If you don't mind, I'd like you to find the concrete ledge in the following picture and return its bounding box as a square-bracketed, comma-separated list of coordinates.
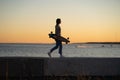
[44, 58, 120, 76]
[0, 57, 120, 78]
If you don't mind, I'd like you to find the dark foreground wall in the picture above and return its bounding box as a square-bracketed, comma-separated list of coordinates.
[0, 57, 120, 79]
[44, 58, 120, 76]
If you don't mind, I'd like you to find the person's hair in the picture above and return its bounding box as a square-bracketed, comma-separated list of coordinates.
[56, 18, 61, 24]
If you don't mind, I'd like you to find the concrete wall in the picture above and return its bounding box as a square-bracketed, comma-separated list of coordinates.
[0, 57, 120, 78]
[44, 58, 120, 76]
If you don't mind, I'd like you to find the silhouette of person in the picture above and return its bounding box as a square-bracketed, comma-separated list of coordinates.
[48, 18, 63, 57]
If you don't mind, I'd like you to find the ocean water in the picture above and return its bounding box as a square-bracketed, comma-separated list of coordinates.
[0, 43, 120, 57]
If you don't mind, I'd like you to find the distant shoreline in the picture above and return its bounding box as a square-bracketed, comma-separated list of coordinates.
[0, 42, 120, 44]
[85, 42, 120, 44]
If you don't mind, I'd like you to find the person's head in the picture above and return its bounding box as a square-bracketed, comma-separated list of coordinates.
[56, 18, 61, 24]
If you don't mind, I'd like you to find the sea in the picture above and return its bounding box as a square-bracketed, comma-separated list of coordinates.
[0, 43, 120, 57]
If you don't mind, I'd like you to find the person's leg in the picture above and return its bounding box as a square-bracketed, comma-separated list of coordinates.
[48, 40, 59, 57]
[58, 41, 63, 56]
[50, 44, 58, 52]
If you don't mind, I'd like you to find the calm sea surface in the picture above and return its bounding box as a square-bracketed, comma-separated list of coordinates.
[0, 43, 120, 57]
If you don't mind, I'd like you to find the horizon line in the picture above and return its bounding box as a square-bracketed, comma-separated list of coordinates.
[0, 42, 120, 44]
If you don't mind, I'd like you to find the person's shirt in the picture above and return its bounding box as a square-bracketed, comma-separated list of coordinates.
[55, 24, 61, 36]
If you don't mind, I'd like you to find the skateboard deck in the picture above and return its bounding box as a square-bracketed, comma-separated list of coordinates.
[48, 32, 70, 44]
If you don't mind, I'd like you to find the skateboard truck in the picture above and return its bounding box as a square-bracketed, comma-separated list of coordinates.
[66, 37, 70, 44]
[51, 31, 53, 34]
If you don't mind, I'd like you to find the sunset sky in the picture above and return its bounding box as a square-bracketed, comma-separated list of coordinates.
[0, 0, 120, 43]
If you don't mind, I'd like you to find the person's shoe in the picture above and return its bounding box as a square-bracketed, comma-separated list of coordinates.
[60, 55, 64, 58]
[48, 52, 51, 58]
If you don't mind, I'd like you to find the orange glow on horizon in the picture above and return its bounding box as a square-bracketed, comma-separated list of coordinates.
[0, 0, 120, 43]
